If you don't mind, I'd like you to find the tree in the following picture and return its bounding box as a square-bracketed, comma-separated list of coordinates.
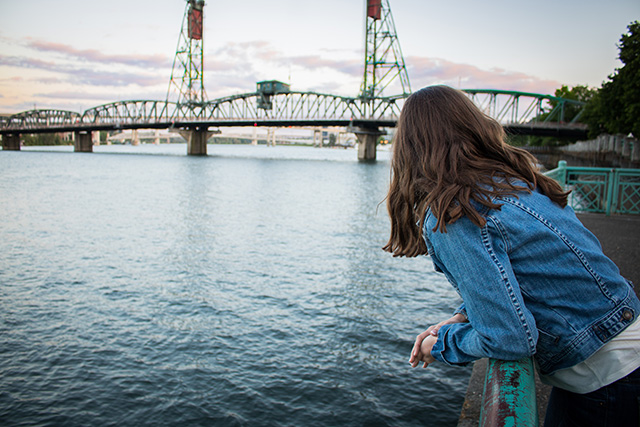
[584, 21, 640, 138]
[551, 85, 596, 123]
[21, 133, 66, 146]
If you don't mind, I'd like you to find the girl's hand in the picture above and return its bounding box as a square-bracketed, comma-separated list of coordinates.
[409, 313, 468, 368]
[410, 333, 437, 368]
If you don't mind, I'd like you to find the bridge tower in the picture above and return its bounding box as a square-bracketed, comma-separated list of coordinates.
[360, 0, 411, 108]
[167, 0, 213, 155]
[356, 0, 411, 161]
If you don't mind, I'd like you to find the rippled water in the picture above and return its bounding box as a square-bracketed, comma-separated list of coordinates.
[0, 144, 470, 426]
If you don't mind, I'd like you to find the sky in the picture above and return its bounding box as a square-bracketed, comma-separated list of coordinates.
[0, 0, 638, 115]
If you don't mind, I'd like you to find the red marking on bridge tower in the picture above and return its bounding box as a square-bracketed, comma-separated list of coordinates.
[188, 6, 203, 40]
[367, 0, 381, 20]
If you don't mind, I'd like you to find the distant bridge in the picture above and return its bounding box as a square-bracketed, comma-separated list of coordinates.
[0, 0, 588, 158]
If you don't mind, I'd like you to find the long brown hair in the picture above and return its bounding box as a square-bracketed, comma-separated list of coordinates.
[383, 85, 569, 257]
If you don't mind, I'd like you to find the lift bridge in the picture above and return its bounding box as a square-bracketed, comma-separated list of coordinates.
[0, 0, 588, 160]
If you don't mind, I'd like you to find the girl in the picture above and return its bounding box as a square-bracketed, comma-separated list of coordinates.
[384, 85, 640, 426]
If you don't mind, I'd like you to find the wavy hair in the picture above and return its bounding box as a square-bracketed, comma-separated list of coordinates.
[383, 85, 569, 257]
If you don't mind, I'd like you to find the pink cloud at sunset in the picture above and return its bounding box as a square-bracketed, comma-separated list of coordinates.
[407, 56, 561, 95]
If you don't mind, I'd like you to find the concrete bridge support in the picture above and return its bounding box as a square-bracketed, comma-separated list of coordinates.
[266, 128, 277, 147]
[2, 134, 21, 150]
[354, 127, 384, 162]
[313, 129, 323, 148]
[74, 131, 94, 152]
[178, 127, 217, 155]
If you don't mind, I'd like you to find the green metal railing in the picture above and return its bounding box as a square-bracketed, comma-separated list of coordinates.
[545, 160, 640, 215]
[480, 358, 539, 427]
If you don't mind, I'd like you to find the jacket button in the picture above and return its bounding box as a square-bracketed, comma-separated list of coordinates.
[622, 310, 633, 321]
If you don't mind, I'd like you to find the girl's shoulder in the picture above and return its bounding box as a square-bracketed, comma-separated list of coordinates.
[423, 207, 485, 240]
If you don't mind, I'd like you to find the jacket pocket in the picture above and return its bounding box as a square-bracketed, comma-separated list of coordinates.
[535, 328, 560, 366]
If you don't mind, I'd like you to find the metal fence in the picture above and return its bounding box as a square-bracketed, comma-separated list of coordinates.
[544, 160, 640, 215]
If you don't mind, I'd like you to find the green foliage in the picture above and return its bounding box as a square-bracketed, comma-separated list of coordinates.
[21, 133, 68, 146]
[583, 21, 640, 138]
[549, 85, 596, 123]
[210, 137, 254, 144]
[507, 133, 574, 148]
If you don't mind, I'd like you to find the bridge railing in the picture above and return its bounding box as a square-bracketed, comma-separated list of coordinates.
[544, 160, 640, 215]
[480, 358, 539, 427]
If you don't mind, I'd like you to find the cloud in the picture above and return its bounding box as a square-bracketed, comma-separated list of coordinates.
[407, 56, 561, 95]
[27, 40, 170, 69]
[202, 40, 362, 97]
[208, 41, 361, 76]
[0, 55, 58, 70]
[285, 54, 361, 76]
[0, 54, 165, 87]
[0, 35, 565, 113]
[67, 68, 165, 87]
[204, 41, 560, 97]
[0, 76, 24, 83]
[35, 91, 122, 101]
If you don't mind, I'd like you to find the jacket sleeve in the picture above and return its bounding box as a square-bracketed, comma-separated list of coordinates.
[453, 303, 467, 319]
[426, 215, 538, 366]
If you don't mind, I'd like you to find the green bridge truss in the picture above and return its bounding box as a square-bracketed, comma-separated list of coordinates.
[0, 89, 587, 137]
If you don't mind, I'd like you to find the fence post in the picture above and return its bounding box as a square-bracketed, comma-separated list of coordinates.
[608, 169, 623, 215]
[480, 358, 539, 427]
[557, 160, 567, 187]
[606, 169, 617, 215]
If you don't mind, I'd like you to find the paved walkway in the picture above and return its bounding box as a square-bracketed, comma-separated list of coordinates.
[577, 213, 640, 287]
[457, 213, 640, 426]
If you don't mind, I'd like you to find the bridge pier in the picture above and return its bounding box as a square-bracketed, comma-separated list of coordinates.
[131, 129, 140, 146]
[353, 127, 384, 162]
[313, 129, 323, 147]
[266, 128, 277, 147]
[2, 134, 21, 150]
[74, 131, 94, 152]
[179, 127, 216, 155]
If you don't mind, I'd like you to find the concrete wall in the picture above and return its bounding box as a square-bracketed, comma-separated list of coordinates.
[559, 134, 639, 167]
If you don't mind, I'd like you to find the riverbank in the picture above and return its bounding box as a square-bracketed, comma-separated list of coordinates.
[458, 212, 640, 426]
[524, 134, 640, 170]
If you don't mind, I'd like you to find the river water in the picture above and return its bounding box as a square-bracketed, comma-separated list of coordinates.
[0, 144, 470, 426]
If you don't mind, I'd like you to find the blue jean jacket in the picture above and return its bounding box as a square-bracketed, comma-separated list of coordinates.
[424, 187, 640, 375]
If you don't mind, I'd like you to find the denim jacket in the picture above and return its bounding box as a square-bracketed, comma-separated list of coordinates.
[424, 186, 640, 375]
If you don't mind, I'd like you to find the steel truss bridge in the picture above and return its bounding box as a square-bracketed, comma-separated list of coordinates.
[0, 0, 588, 158]
[0, 89, 587, 137]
